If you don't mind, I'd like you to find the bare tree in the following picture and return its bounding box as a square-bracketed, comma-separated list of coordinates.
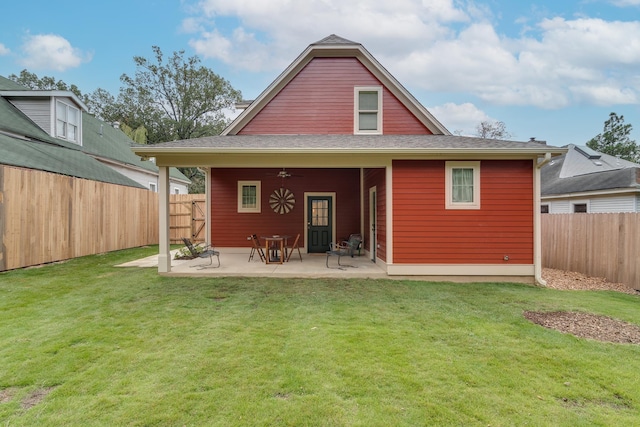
[474, 120, 513, 139]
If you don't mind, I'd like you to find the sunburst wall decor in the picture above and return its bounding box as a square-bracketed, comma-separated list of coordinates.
[270, 187, 295, 214]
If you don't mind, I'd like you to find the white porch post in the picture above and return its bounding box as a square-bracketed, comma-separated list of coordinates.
[158, 166, 171, 273]
[205, 168, 211, 246]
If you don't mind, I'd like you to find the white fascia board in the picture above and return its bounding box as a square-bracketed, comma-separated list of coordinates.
[1, 90, 89, 111]
[542, 188, 640, 200]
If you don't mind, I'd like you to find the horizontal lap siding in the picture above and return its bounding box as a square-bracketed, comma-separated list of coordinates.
[210, 168, 360, 248]
[239, 58, 431, 135]
[393, 160, 534, 264]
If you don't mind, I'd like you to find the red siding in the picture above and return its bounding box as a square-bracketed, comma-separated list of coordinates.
[210, 168, 361, 248]
[392, 160, 534, 264]
[363, 168, 387, 262]
[238, 57, 432, 135]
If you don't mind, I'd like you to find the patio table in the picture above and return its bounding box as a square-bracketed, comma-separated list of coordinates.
[263, 235, 290, 264]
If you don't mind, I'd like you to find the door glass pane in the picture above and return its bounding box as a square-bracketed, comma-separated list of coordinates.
[311, 200, 328, 226]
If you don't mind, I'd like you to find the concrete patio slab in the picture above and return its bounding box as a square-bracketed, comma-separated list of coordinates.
[117, 249, 387, 279]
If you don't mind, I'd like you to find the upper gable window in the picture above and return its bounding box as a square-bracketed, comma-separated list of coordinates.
[56, 100, 81, 144]
[354, 87, 382, 134]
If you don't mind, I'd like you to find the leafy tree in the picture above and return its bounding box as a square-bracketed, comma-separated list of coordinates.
[9, 69, 84, 100]
[474, 120, 513, 139]
[114, 46, 242, 144]
[586, 112, 638, 162]
[120, 123, 148, 145]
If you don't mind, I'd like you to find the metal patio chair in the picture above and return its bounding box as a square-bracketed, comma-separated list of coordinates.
[182, 237, 220, 269]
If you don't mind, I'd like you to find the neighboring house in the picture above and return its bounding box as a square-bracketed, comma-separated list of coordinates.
[541, 144, 640, 213]
[133, 34, 566, 284]
[0, 76, 190, 193]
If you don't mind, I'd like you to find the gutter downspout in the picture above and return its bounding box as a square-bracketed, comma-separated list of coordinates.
[534, 153, 552, 286]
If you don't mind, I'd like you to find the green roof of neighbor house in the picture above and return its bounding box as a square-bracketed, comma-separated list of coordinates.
[0, 76, 28, 91]
[82, 113, 189, 182]
[0, 133, 145, 187]
[0, 75, 189, 186]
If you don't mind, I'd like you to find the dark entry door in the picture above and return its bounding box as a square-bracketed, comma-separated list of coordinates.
[307, 195, 332, 253]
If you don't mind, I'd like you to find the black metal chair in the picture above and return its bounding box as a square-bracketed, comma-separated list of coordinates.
[326, 233, 362, 269]
[182, 237, 220, 269]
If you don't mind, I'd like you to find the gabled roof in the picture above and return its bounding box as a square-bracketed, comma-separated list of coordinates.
[222, 34, 450, 136]
[82, 113, 190, 182]
[0, 76, 88, 111]
[133, 134, 564, 157]
[0, 133, 146, 188]
[0, 75, 188, 187]
[541, 144, 640, 196]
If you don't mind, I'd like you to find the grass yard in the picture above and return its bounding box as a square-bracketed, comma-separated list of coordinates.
[1, 247, 639, 426]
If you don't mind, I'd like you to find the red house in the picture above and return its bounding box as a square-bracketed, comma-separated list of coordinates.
[134, 35, 565, 284]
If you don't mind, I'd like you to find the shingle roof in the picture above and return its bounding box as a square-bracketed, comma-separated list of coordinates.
[541, 145, 640, 195]
[82, 113, 189, 182]
[0, 75, 29, 91]
[0, 75, 188, 186]
[134, 133, 563, 154]
[312, 34, 358, 45]
[0, 133, 145, 187]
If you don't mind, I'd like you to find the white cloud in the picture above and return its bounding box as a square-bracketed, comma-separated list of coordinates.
[609, 0, 640, 6]
[183, 0, 640, 109]
[0, 43, 9, 55]
[428, 102, 493, 136]
[18, 34, 91, 71]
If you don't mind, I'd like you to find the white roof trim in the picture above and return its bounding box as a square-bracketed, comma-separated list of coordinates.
[0, 89, 88, 111]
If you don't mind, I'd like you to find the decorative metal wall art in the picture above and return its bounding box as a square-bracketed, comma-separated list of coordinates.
[270, 187, 295, 214]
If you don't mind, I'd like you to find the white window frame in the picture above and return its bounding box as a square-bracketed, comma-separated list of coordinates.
[445, 161, 481, 210]
[354, 86, 383, 135]
[238, 181, 261, 213]
[149, 182, 157, 192]
[55, 99, 81, 145]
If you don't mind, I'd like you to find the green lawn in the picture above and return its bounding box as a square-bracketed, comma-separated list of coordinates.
[1, 247, 639, 426]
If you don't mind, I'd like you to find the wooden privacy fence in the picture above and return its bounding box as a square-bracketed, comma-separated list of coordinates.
[0, 165, 159, 271]
[542, 213, 640, 289]
[0, 165, 206, 271]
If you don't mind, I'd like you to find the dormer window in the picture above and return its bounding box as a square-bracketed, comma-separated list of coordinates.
[354, 86, 382, 134]
[56, 100, 80, 144]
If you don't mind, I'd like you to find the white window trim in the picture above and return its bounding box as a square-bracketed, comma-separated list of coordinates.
[238, 181, 261, 213]
[54, 98, 82, 145]
[354, 86, 383, 135]
[445, 161, 481, 210]
[149, 182, 157, 192]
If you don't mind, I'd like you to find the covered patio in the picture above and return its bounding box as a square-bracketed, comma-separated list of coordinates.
[118, 248, 387, 279]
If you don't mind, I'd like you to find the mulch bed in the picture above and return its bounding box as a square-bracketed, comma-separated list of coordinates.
[524, 311, 640, 344]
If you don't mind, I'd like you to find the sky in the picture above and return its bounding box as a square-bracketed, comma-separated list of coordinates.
[1, 0, 639, 147]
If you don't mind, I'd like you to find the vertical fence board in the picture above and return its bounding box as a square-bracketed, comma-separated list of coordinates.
[542, 213, 640, 289]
